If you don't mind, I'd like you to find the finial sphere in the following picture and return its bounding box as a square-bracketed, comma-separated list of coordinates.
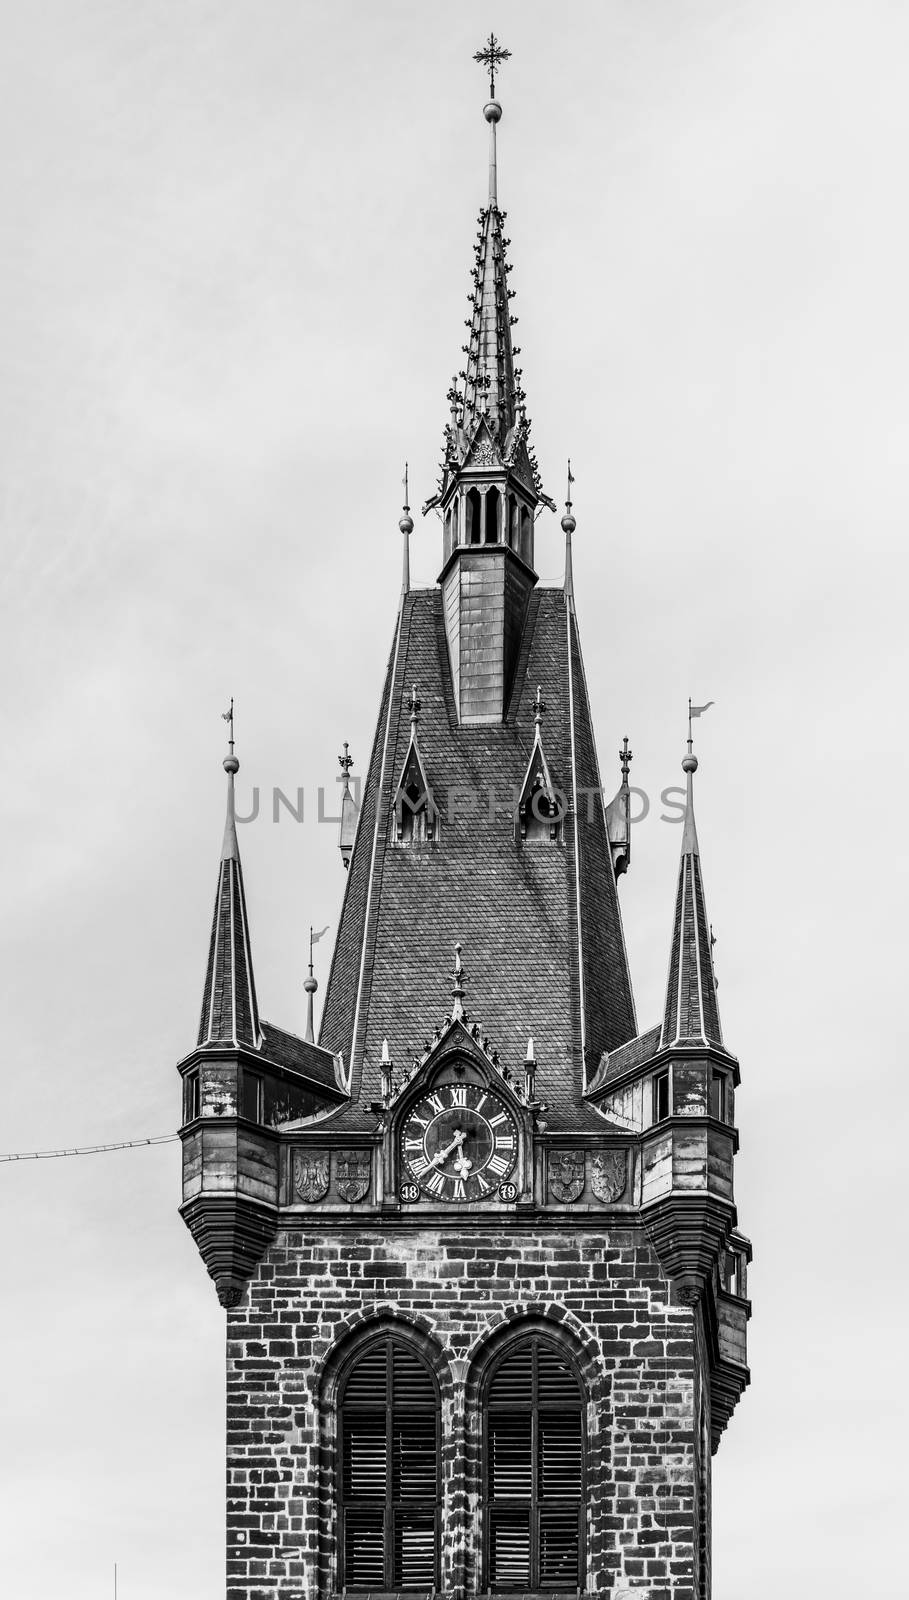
[682, 753, 698, 774]
[399, 512, 414, 535]
[561, 512, 576, 535]
[223, 754, 239, 775]
[484, 99, 502, 124]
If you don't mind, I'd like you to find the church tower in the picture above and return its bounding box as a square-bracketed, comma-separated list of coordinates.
[177, 40, 751, 1600]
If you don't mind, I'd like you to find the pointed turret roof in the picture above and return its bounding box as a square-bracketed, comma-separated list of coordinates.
[660, 745, 723, 1050]
[198, 732, 262, 1051]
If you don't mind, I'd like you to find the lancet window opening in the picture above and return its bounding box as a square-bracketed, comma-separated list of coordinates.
[486, 485, 501, 544]
[338, 1334, 440, 1592]
[466, 486, 482, 544]
[482, 1334, 586, 1592]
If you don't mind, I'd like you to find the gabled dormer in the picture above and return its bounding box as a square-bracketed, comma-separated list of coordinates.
[516, 687, 564, 844]
[393, 686, 437, 844]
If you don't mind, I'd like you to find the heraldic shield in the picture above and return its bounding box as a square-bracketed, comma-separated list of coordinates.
[335, 1150, 370, 1203]
[292, 1149, 329, 1203]
[591, 1149, 627, 1203]
[548, 1149, 585, 1203]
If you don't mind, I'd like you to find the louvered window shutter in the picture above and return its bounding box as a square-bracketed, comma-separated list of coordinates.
[339, 1336, 439, 1590]
[485, 1337, 585, 1591]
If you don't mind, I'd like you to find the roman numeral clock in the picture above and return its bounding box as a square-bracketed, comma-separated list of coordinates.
[401, 1077, 519, 1201]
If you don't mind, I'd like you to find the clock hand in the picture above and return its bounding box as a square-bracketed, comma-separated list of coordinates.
[430, 1129, 466, 1167]
[453, 1150, 473, 1178]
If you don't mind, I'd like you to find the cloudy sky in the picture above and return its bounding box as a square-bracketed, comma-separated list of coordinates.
[2, 2, 907, 1596]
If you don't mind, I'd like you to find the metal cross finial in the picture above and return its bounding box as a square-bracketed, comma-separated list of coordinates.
[474, 32, 511, 97]
[620, 736, 633, 784]
[533, 685, 546, 727]
[338, 741, 354, 789]
[409, 684, 421, 724]
[566, 458, 575, 515]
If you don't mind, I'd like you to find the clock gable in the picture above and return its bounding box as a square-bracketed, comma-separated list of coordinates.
[383, 1017, 537, 1209]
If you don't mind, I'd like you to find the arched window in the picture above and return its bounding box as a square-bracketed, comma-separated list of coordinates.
[484, 1336, 585, 1591]
[339, 1334, 440, 1591]
[486, 485, 501, 543]
[520, 505, 533, 564]
[466, 487, 482, 544]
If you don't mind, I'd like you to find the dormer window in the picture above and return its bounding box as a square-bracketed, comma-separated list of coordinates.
[517, 689, 563, 845]
[393, 690, 437, 846]
[397, 773, 435, 843]
[520, 772, 563, 843]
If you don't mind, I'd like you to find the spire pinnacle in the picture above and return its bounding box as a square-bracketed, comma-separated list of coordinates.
[474, 36, 509, 207]
[451, 941, 466, 1021]
[562, 459, 576, 599]
[304, 925, 319, 1044]
[533, 685, 546, 729]
[399, 462, 413, 593]
[338, 741, 357, 869]
[221, 698, 239, 861]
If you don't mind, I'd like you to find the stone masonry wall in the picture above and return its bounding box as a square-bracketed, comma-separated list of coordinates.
[226, 1222, 708, 1600]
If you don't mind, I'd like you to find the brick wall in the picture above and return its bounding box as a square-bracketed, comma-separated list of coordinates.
[226, 1223, 710, 1600]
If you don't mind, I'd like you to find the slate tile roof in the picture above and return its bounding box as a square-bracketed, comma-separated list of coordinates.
[587, 1023, 664, 1094]
[318, 586, 637, 1132]
[257, 1021, 344, 1095]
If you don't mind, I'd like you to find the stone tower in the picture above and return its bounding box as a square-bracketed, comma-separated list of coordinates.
[178, 43, 751, 1600]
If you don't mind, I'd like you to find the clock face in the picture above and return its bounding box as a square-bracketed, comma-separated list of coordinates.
[401, 1081, 518, 1201]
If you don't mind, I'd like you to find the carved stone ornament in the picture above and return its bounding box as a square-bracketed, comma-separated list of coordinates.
[548, 1149, 585, 1203]
[292, 1149, 329, 1203]
[470, 438, 499, 468]
[591, 1149, 627, 1204]
[335, 1150, 371, 1204]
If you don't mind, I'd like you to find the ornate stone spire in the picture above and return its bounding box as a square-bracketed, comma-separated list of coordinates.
[427, 40, 555, 724]
[660, 722, 722, 1050]
[426, 38, 550, 524]
[198, 704, 262, 1050]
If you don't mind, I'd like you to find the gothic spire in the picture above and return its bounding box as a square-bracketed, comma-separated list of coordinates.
[197, 707, 262, 1050]
[660, 734, 722, 1050]
[430, 38, 547, 507]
